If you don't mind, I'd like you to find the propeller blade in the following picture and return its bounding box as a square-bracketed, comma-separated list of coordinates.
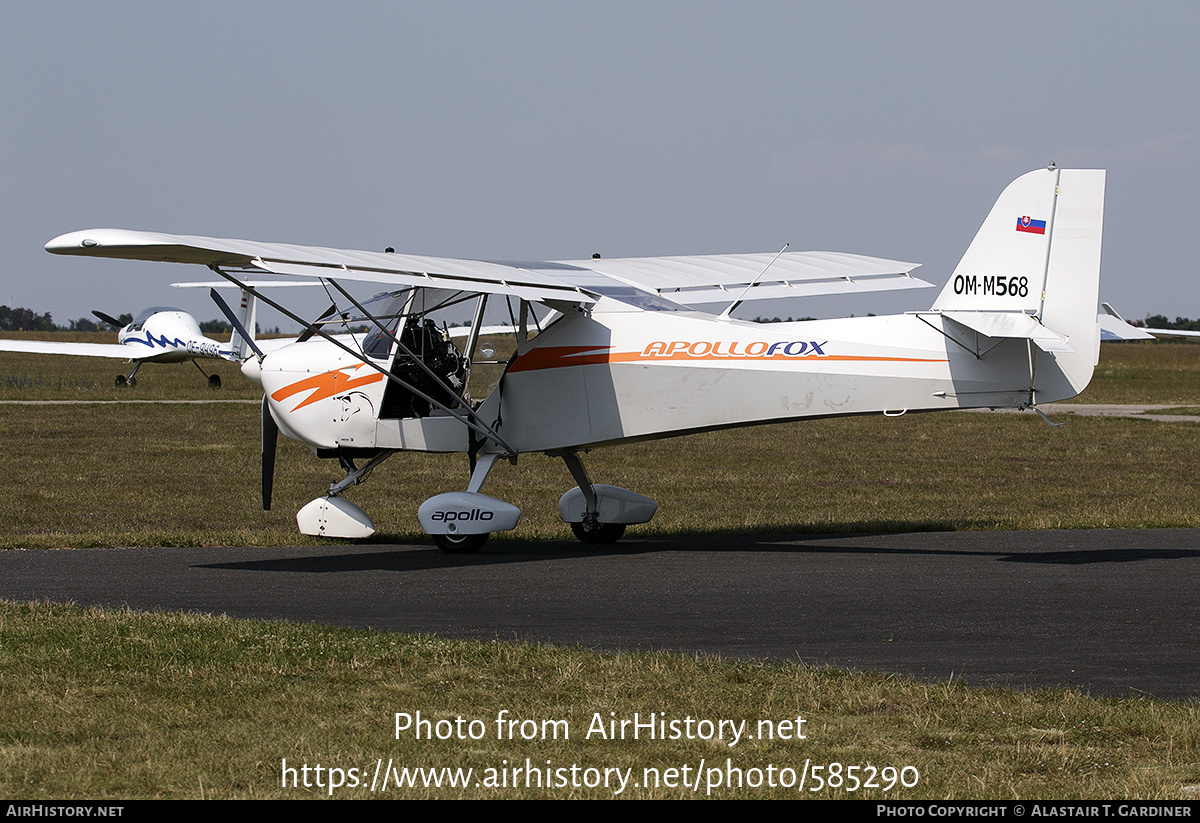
[297, 303, 339, 343]
[210, 289, 265, 360]
[91, 310, 125, 328]
[262, 396, 278, 511]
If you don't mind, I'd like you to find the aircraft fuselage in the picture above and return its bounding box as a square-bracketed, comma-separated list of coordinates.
[259, 298, 1055, 457]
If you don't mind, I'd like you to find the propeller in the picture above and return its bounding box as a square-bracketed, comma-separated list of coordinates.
[297, 303, 339, 343]
[91, 310, 125, 329]
[248, 298, 338, 510]
[262, 395, 278, 510]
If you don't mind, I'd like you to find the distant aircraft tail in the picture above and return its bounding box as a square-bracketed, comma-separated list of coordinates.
[229, 289, 259, 361]
[930, 167, 1106, 403]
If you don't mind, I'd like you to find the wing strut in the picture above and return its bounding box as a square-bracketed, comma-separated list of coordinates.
[209, 266, 517, 456]
[718, 244, 789, 320]
[323, 277, 488, 422]
[209, 289, 265, 360]
[464, 295, 488, 363]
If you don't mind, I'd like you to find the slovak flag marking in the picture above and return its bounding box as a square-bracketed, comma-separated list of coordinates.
[1016, 215, 1047, 234]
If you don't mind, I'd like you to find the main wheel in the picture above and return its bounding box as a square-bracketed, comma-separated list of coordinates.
[433, 532, 489, 554]
[570, 521, 626, 545]
[208, 374, 222, 389]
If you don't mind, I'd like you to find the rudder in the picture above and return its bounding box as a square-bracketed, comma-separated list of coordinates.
[931, 167, 1106, 403]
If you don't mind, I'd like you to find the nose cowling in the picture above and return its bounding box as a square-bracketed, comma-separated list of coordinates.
[258, 340, 386, 451]
[240, 357, 262, 385]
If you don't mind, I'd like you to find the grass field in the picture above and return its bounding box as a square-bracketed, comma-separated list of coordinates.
[1, 338, 1199, 799]
[3, 601, 1199, 800]
[1, 339, 1199, 548]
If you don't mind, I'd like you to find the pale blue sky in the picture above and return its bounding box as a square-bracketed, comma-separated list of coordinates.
[3, 1, 1197, 328]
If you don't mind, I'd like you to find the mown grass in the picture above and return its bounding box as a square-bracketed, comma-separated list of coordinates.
[1, 341, 1199, 548]
[1071, 341, 1200, 404]
[2, 338, 1199, 799]
[0, 331, 262, 402]
[2, 601, 1198, 800]
[3, 403, 1200, 549]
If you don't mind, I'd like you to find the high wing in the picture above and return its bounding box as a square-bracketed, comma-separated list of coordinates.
[46, 229, 932, 309]
[557, 251, 931, 306]
[0, 339, 136, 359]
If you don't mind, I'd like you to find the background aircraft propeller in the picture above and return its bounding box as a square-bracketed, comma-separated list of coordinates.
[91, 310, 126, 329]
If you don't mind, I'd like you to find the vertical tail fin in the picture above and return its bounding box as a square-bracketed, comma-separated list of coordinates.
[229, 289, 258, 361]
[931, 167, 1106, 402]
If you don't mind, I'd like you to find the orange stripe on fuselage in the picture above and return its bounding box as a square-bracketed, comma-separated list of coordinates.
[271, 363, 385, 411]
[507, 345, 947, 373]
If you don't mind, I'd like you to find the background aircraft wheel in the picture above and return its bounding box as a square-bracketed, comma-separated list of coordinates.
[433, 533, 488, 554]
[570, 522, 626, 545]
[127, 376, 136, 387]
[114, 375, 126, 387]
[208, 374, 222, 389]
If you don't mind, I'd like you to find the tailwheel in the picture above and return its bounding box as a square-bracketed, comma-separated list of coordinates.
[570, 521, 626, 545]
[433, 532, 489, 554]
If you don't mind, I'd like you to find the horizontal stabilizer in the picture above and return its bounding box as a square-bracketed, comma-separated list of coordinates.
[1098, 313, 1155, 341]
[938, 311, 1072, 353]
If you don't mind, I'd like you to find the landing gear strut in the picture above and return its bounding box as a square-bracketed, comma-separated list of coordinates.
[419, 455, 519, 554]
[559, 452, 656, 545]
[192, 360, 221, 389]
[115, 363, 141, 387]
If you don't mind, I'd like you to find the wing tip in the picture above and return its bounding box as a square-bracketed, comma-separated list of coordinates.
[45, 228, 152, 255]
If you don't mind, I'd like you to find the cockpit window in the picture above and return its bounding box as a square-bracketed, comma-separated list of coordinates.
[129, 307, 182, 332]
[359, 292, 409, 359]
[363, 316, 402, 358]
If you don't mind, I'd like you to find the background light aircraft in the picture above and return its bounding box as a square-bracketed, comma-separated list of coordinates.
[1098, 303, 1200, 342]
[45, 166, 1105, 552]
[0, 299, 259, 388]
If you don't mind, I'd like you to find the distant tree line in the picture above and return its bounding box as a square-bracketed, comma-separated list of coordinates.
[0, 305, 56, 332]
[1141, 315, 1200, 332]
[0, 305, 243, 334]
[63, 313, 133, 332]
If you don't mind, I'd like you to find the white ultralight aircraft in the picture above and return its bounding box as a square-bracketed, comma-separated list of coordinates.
[45, 166, 1105, 551]
[0, 298, 260, 388]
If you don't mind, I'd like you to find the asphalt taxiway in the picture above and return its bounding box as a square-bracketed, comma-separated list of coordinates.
[2, 528, 1197, 699]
